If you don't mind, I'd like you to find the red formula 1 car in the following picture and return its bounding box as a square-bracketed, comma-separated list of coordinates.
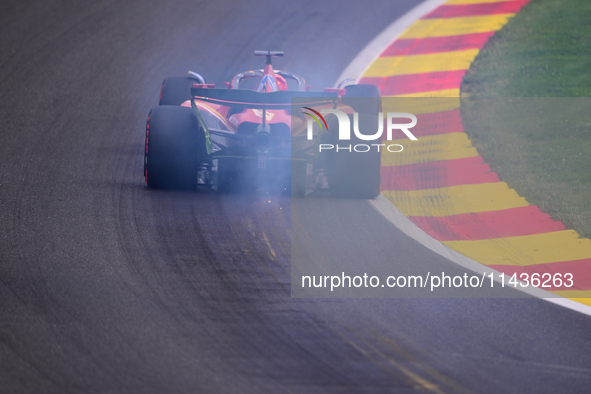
[144, 50, 381, 198]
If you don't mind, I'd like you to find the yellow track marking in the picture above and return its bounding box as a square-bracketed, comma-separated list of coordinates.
[364, 50, 479, 77]
[385, 88, 461, 98]
[551, 293, 591, 306]
[566, 297, 591, 306]
[262, 232, 277, 261]
[383, 182, 529, 217]
[382, 91, 461, 114]
[444, 230, 591, 266]
[365, 343, 445, 393]
[400, 14, 515, 39]
[382, 132, 478, 166]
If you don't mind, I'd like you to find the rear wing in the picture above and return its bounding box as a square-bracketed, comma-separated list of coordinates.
[254, 50, 284, 57]
[190, 88, 338, 110]
[254, 50, 283, 65]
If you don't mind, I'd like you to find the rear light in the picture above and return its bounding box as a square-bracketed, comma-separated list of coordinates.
[192, 83, 215, 89]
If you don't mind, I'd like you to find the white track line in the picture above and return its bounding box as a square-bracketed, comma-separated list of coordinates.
[337, 0, 591, 317]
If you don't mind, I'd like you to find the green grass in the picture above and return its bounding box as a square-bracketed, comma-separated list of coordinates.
[461, 0, 591, 238]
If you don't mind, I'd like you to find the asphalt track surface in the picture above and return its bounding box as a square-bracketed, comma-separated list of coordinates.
[1, 0, 591, 392]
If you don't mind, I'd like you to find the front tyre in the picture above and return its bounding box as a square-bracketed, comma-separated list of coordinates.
[144, 106, 204, 190]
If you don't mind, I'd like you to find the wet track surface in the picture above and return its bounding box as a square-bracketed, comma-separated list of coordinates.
[1, 0, 591, 392]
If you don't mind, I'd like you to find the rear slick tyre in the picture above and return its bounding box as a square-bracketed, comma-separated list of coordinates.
[328, 113, 381, 199]
[145, 106, 204, 190]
